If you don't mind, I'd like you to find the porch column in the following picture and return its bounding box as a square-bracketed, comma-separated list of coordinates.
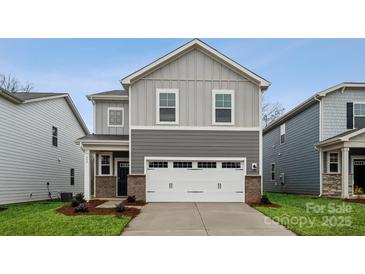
[341, 147, 349, 198]
[84, 149, 91, 201]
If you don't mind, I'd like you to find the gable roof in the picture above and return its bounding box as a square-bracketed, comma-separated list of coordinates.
[316, 127, 365, 148]
[263, 82, 365, 134]
[120, 39, 270, 90]
[86, 89, 128, 101]
[0, 88, 89, 134]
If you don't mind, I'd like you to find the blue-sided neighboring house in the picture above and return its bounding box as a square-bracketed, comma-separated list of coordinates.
[263, 82, 365, 198]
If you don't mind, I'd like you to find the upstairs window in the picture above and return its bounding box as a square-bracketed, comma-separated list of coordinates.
[52, 126, 58, 147]
[108, 107, 124, 127]
[156, 89, 179, 124]
[70, 168, 75, 185]
[280, 123, 286, 144]
[354, 103, 365, 128]
[212, 90, 234, 125]
[328, 152, 339, 173]
[99, 154, 111, 175]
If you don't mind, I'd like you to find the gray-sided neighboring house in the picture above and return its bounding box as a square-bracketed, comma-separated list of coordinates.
[77, 39, 270, 203]
[263, 82, 365, 198]
[0, 88, 89, 205]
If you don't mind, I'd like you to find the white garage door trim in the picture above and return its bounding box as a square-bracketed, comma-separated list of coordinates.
[144, 156, 246, 202]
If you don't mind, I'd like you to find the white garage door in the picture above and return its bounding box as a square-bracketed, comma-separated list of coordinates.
[146, 158, 245, 202]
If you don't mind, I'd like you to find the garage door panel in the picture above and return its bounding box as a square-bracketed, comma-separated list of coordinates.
[146, 160, 245, 202]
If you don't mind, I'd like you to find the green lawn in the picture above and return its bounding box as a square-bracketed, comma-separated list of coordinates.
[256, 192, 365, 236]
[0, 201, 130, 236]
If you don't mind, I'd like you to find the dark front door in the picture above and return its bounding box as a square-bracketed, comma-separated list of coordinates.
[117, 162, 129, 196]
[353, 159, 365, 190]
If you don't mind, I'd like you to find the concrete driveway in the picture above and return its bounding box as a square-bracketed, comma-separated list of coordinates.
[122, 203, 295, 236]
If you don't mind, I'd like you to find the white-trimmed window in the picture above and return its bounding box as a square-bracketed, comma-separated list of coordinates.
[99, 154, 112, 175]
[271, 163, 275, 180]
[107, 107, 124, 127]
[328, 152, 339, 173]
[156, 89, 179, 124]
[354, 103, 365, 128]
[280, 123, 286, 144]
[212, 90, 235, 125]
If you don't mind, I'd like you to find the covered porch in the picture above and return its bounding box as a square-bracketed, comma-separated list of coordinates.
[76, 134, 129, 200]
[317, 128, 365, 198]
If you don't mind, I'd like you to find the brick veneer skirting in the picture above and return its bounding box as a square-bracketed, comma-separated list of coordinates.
[95, 176, 116, 198]
[245, 176, 261, 204]
[127, 175, 146, 201]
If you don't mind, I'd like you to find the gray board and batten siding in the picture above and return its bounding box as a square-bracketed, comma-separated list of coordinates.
[130, 48, 261, 128]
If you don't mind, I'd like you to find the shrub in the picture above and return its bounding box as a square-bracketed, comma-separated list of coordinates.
[74, 193, 86, 203]
[71, 199, 80, 208]
[115, 203, 125, 213]
[127, 195, 136, 203]
[354, 186, 364, 195]
[74, 203, 88, 213]
[261, 194, 271, 204]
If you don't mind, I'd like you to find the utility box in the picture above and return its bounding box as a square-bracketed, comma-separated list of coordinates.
[60, 192, 73, 201]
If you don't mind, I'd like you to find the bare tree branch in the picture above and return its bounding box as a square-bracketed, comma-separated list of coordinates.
[0, 73, 34, 92]
[262, 98, 285, 128]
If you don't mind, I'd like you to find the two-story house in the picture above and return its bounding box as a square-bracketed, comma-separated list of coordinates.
[0, 88, 89, 205]
[77, 39, 270, 203]
[263, 82, 365, 198]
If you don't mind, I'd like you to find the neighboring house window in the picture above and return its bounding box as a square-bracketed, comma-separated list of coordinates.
[271, 163, 275, 180]
[70, 168, 75, 185]
[328, 152, 339, 173]
[353, 103, 365, 128]
[212, 90, 235, 125]
[156, 89, 179, 124]
[280, 123, 286, 144]
[108, 107, 124, 127]
[99, 154, 112, 175]
[52, 126, 58, 147]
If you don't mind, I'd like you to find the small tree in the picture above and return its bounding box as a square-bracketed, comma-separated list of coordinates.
[262, 98, 285, 128]
[0, 73, 33, 93]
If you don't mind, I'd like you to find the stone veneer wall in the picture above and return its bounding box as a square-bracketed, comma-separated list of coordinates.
[127, 175, 146, 201]
[245, 176, 261, 204]
[95, 176, 116, 198]
[322, 174, 342, 197]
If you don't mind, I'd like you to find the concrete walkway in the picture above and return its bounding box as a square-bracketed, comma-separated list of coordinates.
[122, 203, 295, 236]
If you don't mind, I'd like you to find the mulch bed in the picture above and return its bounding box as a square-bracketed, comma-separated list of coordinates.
[0, 207, 7, 212]
[56, 200, 141, 218]
[122, 200, 146, 206]
[249, 203, 281, 208]
[344, 199, 365, 205]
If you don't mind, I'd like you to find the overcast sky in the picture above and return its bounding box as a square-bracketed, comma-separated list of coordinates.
[1, 38, 365, 131]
